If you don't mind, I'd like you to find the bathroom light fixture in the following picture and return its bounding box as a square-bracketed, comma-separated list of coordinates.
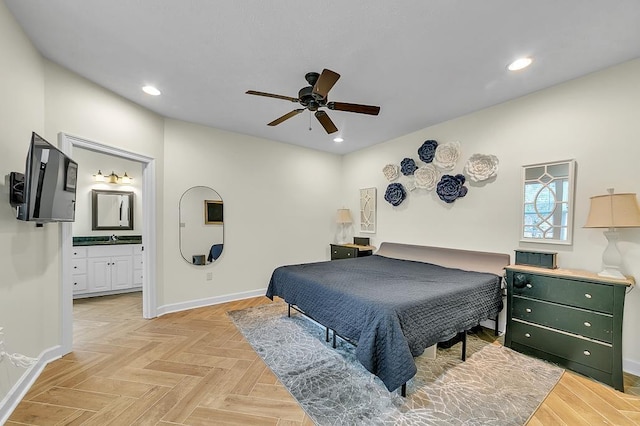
[508, 57, 533, 71]
[107, 171, 119, 184]
[142, 85, 161, 96]
[93, 170, 105, 182]
[94, 170, 133, 185]
[120, 172, 131, 184]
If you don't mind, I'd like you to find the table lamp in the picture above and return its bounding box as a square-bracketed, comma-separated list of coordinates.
[336, 208, 353, 244]
[584, 189, 640, 279]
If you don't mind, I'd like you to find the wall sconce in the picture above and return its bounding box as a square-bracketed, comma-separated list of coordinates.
[94, 170, 133, 185]
[584, 188, 640, 278]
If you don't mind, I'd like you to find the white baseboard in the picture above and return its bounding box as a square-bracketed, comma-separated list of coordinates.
[0, 345, 64, 425]
[156, 288, 267, 317]
[623, 357, 640, 377]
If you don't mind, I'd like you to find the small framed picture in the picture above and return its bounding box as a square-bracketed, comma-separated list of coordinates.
[64, 159, 78, 192]
[204, 200, 223, 224]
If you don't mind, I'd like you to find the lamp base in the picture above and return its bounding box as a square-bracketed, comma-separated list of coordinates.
[597, 268, 626, 279]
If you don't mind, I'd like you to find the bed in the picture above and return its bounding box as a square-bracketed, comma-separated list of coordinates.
[265, 242, 510, 394]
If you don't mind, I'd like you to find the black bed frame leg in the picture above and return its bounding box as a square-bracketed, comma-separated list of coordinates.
[461, 331, 467, 361]
[287, 304, 291, 318]
[325, 327, 329, 342]
[332, 330, 337, 348]
[494, 313, 500, 336]
[401, 383, 407, 397]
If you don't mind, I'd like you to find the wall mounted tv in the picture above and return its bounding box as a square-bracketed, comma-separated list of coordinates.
[8, 132, 78, 224]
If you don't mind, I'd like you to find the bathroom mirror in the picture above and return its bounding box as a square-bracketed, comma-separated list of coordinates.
[92, 189, 134, 230]
[179, 186, 224, 265]
[521, 159, 575, 245]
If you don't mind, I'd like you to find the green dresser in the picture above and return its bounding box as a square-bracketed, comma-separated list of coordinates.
[505, 265, 634, 391]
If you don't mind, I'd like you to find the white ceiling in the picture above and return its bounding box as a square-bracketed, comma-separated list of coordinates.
[6, 1, 640, 154]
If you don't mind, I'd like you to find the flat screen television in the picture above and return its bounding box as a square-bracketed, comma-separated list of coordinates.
[9, 132, 77, 223]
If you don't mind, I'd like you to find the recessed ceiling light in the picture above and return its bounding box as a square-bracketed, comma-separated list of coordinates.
[142, 85, 161, 96]
[508, 57, 533, 71]
[333, 137, 344, 143]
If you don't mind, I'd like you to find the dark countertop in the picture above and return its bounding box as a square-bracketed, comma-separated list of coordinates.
[73, 235, 142, 246]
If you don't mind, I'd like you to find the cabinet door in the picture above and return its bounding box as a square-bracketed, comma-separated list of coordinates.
[88, 256, 112, 292]
[111, 255, 133, 290]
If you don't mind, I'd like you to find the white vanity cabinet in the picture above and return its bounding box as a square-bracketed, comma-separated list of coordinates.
[72, 244, 142, 298]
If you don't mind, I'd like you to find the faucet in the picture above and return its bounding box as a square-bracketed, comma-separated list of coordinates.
[110, 234, 117, 242]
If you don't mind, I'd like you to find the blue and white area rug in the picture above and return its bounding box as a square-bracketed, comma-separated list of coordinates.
[229, 302, 563, 425]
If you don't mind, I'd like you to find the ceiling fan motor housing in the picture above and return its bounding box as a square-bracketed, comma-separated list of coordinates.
[298, 86, 326, 111]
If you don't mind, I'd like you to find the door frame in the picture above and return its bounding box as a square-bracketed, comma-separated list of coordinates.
[59, 133, 157, 354]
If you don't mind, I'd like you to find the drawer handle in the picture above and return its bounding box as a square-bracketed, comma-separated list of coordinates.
[525, 283, 532, 288]
[525, 308, 532, 313]
[524, 333, 531, 338]
[73, 282, 77, 286]
[584, 322, 592, 327]
[584, 293, 592, 299]
[73, 266, 78, 269]
[583, 350, 591, 356]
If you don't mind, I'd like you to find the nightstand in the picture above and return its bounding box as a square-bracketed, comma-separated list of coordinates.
[330, 244, 375, 260]
[505, 264, 634, 391]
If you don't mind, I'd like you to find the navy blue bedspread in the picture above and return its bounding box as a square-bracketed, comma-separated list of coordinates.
[266, 254, 502, 392]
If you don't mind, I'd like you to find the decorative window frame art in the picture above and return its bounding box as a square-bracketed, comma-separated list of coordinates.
[360, 187, 376, 233]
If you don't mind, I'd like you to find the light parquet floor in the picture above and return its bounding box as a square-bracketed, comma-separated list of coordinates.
[7, 292, 640, 425]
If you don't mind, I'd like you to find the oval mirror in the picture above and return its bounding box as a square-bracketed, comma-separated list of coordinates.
[179, 186, 224, 265]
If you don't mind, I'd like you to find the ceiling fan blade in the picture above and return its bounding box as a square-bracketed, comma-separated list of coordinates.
[315, 110, 338, 134]
[328, 102, 380, 116]
[312, 69, 341, 99]
[246, 90, 299, 103]
[267, 109, 305, 126]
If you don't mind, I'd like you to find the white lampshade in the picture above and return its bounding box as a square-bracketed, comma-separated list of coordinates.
[336, 208, 353, 224]
[584, 192, 640, 228]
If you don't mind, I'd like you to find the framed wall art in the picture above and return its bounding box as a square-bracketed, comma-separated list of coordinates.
[360, 187, 376, 233]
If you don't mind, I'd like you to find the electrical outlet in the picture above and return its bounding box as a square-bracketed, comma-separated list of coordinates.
[206, 272, 213, 281]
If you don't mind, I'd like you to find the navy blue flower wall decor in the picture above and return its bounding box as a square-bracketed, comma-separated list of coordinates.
[384, 183, 407, 206]
[400, 158, 417, 175]
[436, 174, 468, 203]
[418, 140, 438, 163]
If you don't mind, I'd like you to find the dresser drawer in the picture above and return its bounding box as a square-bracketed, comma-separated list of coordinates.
[512, 273, 613, 313]
[71, 259, 87, 275]
[510, 320, 612, 373]
[72, 274, 88, 292]
[330, 245, 358, 260]
[512, 296, 613, 343]
[72, 247, 87, 258]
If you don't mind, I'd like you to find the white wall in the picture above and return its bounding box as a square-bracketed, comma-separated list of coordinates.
[71, 148, 143, 237]
[0, 0, 50, 405]
[342, 58, 640, 371]
[161, 119, 343, 309]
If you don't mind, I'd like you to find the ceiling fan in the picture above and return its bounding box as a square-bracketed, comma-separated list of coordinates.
[246, 69, 380, 134]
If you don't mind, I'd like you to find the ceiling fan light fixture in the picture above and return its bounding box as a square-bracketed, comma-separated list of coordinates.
[333, 137, 344, 143]
[508, 57, 533, 71]
[142, 85, 161, 96]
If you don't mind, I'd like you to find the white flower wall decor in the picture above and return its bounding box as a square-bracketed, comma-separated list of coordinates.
[464, 154, 499, 182]
[380, 138, 498, 207]
[414, 164, 440, 190]
[433, 141, 461, 171]
[382, 164, 399, 181]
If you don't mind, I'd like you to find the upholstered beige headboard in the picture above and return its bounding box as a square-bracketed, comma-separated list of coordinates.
[375, 242, 510, 277]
